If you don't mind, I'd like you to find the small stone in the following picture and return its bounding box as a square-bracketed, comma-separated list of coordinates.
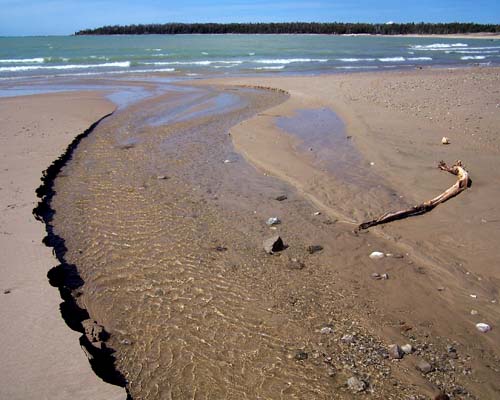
[476, 322, 491, 333]
[470, 309, 478, 315]
[470, 294, 477, 299]
[369, 251, 385, 259]
[266, 217, 281, 226]
[120, 339, 132, 345]
[295, 351, 308, 361]
[156, 175, 168, 180]
[320, 326, 334, 334]
[82, 319, 107, 343]
[341, 334, 355, 344]
[434, 392, 450, 400]
[347, 376, 367, 392]
[381, 273, 389, 280]
[416, 359, 433, 374]
[307, 245, 323, 254]
[275, 195, 287, 201]
[263, 235, 285, 254]
[215, 246, 228, 252]
[371, 273, 381, 280]
[313, 211, 321, 216]
[3, 289, 11, 294]
[401, 344, 413, 354]
[370, 161, 375, 166]
[441, 136, 450, 144]
[437, 287, 445, 291]
[388, 344, 403, 359]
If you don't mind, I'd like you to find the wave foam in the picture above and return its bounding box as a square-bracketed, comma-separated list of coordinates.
[461, 55, 486, 60]
[378, 57, 405, 62]
[254, 58, 327, 64]
[0, 57, 45, 64]
[411, 43, 468, 50]
[0, 61, 131, 72]
[338, 58, 376, 62]
[407, 57, 432, 61]
[253, 66, 285, 70]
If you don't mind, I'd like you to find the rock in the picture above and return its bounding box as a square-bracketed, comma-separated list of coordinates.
[401, 344, 413, 354]
[287, 257, 305, 270]
[476, 322, 491, 333]
[347, 376, 367, 392]
[295, 351, 308, 361]
[307, 245, 323, 254]
[434, 393, 450, 400]
[371, 273, 381, 280]
[470, 309, 478, 315]
[275, 195, 287, 201]
[82, 319, 107, 343]
[263, 235, 285, 254]
[388, 344, 403, 359]
[369, 251, 385, 259]
[156, 175, 168, 180]
[320, 326, 334, 334]
[416, 359, 433, 374]
[441, 136, 450, 144]
[341, 334, 355, 344]
[381, 273, 389, 280]
[215, 246, 227, 252]
[313, 211, 321, 216]
[266, 217, 281, 226]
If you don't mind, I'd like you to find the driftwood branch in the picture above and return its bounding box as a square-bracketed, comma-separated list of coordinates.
[358, 160, 469, 230]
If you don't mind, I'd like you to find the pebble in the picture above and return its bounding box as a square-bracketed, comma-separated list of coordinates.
[263, 235, 285, 254]
[416, 359, 433, 374]
[313, 211, 321, 216]
[320, 326, 334, 334]
[470, 294, 477, 299]
[470, 309, 478, 315]
[347, 376, 367, 392]
[295, 351, 308, 361]
[369, 251, 385, 259]
[307, 245, 323, 254]
[341, 334, 355, 344]
[266, 217, 281, 226]
[401, 344, 413, 354]
[441, 136, 451, 144]
[381, 273, 389, 280]
[388, 344, 403, 359]
[475, 322, 491, 333]
[156, 175, 168, 180]
[275, 194, 287, 201]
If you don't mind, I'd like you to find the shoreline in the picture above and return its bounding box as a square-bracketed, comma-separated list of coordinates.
[0, 65, 499, 397]
[0, 92, 126, 399]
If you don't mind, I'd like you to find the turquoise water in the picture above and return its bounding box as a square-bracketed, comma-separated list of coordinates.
[0, 34, 499, 78]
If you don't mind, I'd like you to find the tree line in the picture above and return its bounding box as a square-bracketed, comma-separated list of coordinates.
[75, 22, 500, 35]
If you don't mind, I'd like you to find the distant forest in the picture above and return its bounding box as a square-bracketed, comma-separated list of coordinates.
[75, 22, 500, 35]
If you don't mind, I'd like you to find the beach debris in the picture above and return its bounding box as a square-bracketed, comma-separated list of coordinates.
[388, 344, 404, 359]
[156, 175, 168, 180]
[470, 309, 478, 315]
[371, 273, 381, 280]
[347, 376, 367, 392]
[475, 322, 491, 333]
[320, 326, 334, 334]
[275, 194, 287, 201]
[385, 253, 404, 258]
[416, 359, 434, 374]
[287, 257, 305, 270]
[215, 246, 228, 252]
[401, 344, 413, 354]
[263, 235, 285, 254]
[381, 273, 389, 279]
[313, 211, 321, 216]
[441, 136, 451, 144]
[266, 217, 281, 226]
[470, 294, 477, 299]
[437, 286, 445, 291]
[369, 251, 385, 259]
[370, 161, 375, 166]
[223, 159, 235, 164]
[307, 245, 323, 254]
[359, 160, 470, 230]
[295, 351, 308, 361]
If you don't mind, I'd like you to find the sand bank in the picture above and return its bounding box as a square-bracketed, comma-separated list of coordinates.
[0, 92, 126, 399]
[199, 67, 500, 397]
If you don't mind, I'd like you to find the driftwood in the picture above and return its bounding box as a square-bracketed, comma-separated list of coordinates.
[358, 160, 469, 230]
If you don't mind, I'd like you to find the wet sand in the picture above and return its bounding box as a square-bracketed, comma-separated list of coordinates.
[1, 66, 499, 399]
[0, 92, 126, 399]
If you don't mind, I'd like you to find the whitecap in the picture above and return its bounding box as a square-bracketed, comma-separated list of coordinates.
[253, 65, 285, 70]
[407, 57, 432, 61]
[461, 55, 486, 60]
[0, 61, 131, 72]
[378, 57, 405, 62]
[338, 58, 376, 62]
[0, 58, 45, 63]
[254, 58, 327, 64]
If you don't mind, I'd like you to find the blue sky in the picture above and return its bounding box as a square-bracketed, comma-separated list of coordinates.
[0, 0, 499, 36]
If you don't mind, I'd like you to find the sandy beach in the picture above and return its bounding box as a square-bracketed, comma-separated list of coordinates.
[0, 92, 126, 399]
[0, 66, 499, 399]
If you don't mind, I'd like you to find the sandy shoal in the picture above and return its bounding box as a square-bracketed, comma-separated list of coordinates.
[199, 67, 500, 393]
[0, 92, 126, 399]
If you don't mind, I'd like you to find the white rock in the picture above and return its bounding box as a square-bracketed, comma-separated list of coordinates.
[347, 376, 366, 392]
[441, 136, 450, 144]
[320, 326, 333, 334]
[401, 344, 413, 354]
[470, 309, 478, 315]
[266, 217, 281, 226]
[470, 294, 477, 299]
[369, 251, 385, 259]
[476, 323, 491, 333]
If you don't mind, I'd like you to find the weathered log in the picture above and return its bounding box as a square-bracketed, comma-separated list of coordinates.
[358, 160, 469, 230]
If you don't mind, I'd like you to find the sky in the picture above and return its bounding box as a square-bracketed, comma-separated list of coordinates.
[0, 0, 499, 36]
